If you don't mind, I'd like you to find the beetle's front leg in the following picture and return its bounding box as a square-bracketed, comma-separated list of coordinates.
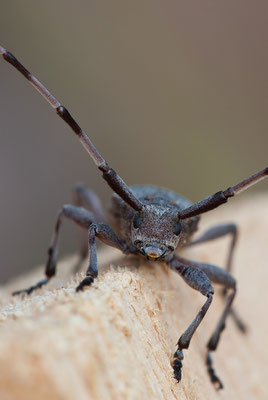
[186, 223, 246, 332]
[76, 223, 127, 292]
[175, 255, 238, 389]
[167, 257, 214, 385]
[72, 184, 107, 269]
[13, 204, 126, 295]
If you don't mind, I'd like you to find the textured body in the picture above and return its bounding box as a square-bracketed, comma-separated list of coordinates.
[110, 185, 200, 256]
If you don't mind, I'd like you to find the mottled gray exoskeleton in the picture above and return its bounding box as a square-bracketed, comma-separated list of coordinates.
[1, 45, 267, 390]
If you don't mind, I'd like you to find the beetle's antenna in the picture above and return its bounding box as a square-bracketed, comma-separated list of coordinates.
[0, 46, 142, 212]
[179, 167, 268, 219]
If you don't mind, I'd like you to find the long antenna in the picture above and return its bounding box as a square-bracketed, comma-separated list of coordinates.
[0, 46, 143, 212]
[179, 167, 268, 219]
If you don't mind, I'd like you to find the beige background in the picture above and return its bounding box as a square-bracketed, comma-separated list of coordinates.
[0, 1, 267, 281]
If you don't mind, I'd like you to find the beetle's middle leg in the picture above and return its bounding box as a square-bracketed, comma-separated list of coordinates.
[187, 223, 237, 272]
[186, 223, 246, 332]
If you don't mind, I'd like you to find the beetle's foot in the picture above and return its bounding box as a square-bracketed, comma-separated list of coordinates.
[206, 351, 223, 390]
[12, 278, 50, 296]
[76, 276, 94, 292]
[172, 348, 184, 383]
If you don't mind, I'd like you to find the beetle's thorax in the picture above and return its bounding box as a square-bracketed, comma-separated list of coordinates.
[110, 185, 200, 259]
[131, 204, 180, 261]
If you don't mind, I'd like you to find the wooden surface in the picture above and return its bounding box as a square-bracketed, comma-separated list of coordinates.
[0, 194, 267, 400]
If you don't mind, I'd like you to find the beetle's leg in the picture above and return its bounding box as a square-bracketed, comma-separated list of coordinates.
[167, 256, 214, 385]
[187, 223, 237, 273]
[73, 184, 106, 268]
[186, 223, 246, 332]
[73, 184, 106, 222]
[206, 287, 236, 390]
[0, 46, 143, 213]
[175, 255, 237, 389]
[12, 205, 97, 296]
[179, 168, 268, 219]
[76, 223, 126, 292]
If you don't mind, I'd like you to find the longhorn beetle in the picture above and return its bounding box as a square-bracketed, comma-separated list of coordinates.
[1, 45, 267, 390]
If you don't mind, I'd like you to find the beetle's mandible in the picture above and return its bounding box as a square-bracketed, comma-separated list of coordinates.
[1, 45, 267, 390]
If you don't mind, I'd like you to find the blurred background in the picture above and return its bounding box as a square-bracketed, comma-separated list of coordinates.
[0, 0, 267, 282]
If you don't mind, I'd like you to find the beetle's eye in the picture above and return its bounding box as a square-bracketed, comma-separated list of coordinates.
[174, 223, 182, 235]
[133, 215, 141, 229]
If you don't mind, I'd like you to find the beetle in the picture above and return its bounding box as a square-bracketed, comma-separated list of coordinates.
[1, 45, 267, 389]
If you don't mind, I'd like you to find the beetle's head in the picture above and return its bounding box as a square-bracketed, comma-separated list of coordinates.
[131, 205, 182, 261]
